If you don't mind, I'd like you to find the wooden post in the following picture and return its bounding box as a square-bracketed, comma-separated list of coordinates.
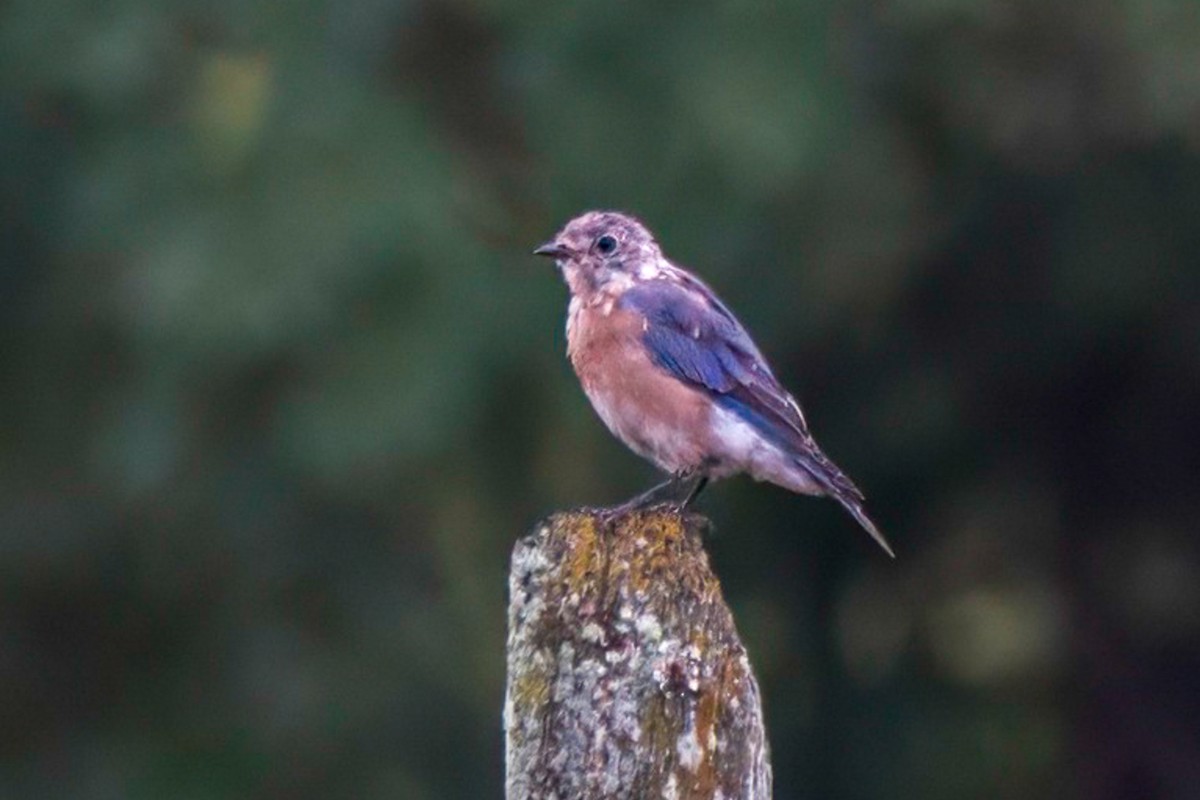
[504, 509, 772, 800]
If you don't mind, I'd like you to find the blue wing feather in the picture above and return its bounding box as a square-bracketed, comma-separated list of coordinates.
[643, 325, 738, 391]
[622, 280, 867, 504]
[621, 276, 889, 555]
[623, 282, 799, 443]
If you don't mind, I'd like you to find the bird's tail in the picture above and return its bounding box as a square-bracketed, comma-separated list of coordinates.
[796, 449, 896, 558]
[831, 491, 894, 558]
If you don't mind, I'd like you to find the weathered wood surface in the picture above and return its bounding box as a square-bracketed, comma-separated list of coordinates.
[504, 509, 772, 800]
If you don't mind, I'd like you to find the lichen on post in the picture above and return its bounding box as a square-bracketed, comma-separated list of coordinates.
[504, 508, 772, 800]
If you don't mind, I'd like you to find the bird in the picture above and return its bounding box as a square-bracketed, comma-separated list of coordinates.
[535, 210, 894, 557]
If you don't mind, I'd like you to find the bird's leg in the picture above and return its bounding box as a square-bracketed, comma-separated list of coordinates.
[621, 475, 685, 510]
[680, 475, 709, 510]
[603, 470, 696, 518]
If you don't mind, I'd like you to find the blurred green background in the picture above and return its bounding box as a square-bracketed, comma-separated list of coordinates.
[3, 1, 1199, 798]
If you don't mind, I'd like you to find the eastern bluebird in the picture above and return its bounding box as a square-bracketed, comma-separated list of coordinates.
[535, 210, 894, 557]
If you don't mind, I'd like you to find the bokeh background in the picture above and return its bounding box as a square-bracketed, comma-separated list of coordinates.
[3, 1, 1199, 798]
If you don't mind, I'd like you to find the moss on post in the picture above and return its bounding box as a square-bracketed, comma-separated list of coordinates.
[504, 509, 772, 800]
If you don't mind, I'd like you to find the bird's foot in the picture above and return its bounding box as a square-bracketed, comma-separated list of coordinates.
[595, 472, 709, 522]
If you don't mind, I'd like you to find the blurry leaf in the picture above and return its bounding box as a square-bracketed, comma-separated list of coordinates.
[190, 51, 273, 171]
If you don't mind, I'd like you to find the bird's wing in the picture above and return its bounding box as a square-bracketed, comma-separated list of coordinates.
[620, 278, 865, 504]
[621, 280, 806, 443]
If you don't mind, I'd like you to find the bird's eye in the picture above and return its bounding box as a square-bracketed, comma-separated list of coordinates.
[595, 235, 618, 256]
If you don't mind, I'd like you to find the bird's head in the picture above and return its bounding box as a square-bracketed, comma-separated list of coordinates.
[534, 210, 663, 296]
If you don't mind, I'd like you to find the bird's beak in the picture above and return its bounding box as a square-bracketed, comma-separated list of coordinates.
[533, 241, 571, 259]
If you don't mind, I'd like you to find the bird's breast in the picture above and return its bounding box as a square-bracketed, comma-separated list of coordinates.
[566, 297, 712, 473]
